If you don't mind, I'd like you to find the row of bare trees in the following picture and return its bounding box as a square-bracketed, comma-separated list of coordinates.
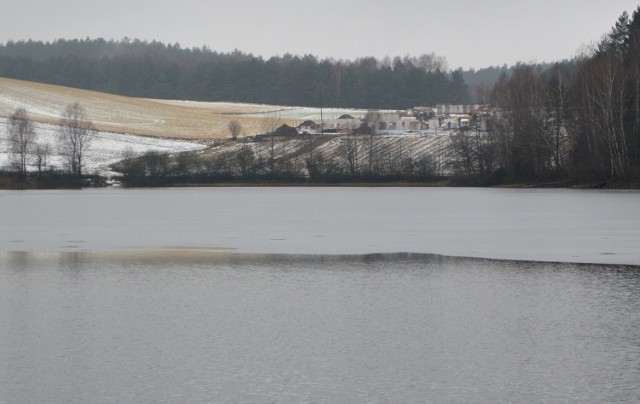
[118, 132, 440, 186]
[6, 108, 37, 177]
[3, 103, 95, 179]
[449, 8, 640, 184]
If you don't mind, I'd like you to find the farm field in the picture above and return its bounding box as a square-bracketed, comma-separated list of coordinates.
[0, 77, 370, 139]
[200, 132, 452, 177]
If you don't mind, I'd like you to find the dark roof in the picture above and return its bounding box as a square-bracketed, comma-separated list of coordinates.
[297, 120, 317, 128]
[274, 124, 299, 136]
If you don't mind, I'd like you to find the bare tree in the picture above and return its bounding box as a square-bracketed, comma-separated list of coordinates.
[34, 142, 51, 176]
[174, 152, 198, 178]
[228, 120, 242, 140]
[570, 53, 630, 179]
[545, 64, 570, 176]
[449, 127, 499, 180]
[58, 102, 96, 176]
[340, 130, 360, 177]
[119, 146, 143, 179]
[592, 53, 629, 177]
[490, 66, 553, 178]
[7, 108, 36, 177]
[415, 154, 437, 180]
[262, 112, 281, 175]
[141, 150, 170, 178]
[412, 53, 449, 72]
[449, 130, 476, 176]
[363, 110, 381, 174]
[305, 149, 324, 179]
[236, 138, 256, 177]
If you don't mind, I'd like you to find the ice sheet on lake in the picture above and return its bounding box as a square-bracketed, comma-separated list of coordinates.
[1, 187, 639, 266]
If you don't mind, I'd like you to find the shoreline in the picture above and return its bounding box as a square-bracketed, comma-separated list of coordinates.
[3, 175, 639, 190]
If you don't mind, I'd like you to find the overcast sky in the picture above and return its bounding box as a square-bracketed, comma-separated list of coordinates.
[2, 0, 639, 69]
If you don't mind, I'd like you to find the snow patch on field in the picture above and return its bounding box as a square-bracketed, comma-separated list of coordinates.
[0, 119, 205, 175]
[244, 107, 382, 121]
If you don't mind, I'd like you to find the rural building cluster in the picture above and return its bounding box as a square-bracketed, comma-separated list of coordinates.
[294, 104, 490, 136]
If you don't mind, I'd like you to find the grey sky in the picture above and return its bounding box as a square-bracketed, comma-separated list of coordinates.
[2, 0, 639, 69]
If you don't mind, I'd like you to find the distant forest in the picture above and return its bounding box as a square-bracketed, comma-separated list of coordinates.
[0, 38, 471, 109]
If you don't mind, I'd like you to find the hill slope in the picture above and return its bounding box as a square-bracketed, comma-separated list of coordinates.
[0, 77, 301, 139]
[0, 78, 382, 139]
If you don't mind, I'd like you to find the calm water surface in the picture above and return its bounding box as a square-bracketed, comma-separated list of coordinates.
[1, 188, 639, 402]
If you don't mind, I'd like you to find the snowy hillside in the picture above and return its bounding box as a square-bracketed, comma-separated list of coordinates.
[0, 77, 373, 139]
[0, 119, 204, 175]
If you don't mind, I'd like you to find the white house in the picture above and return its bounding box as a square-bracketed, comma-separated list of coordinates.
[323, 114, 362, 133]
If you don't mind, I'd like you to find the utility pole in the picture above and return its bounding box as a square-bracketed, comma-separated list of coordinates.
[319, 90, 324, 136]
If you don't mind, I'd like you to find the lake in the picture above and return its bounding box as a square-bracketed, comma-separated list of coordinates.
[1, 187, 639, 402]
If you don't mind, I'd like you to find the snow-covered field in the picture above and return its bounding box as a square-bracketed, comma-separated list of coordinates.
[0, 119, 204, 176]
[0, 78, 383, 139]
